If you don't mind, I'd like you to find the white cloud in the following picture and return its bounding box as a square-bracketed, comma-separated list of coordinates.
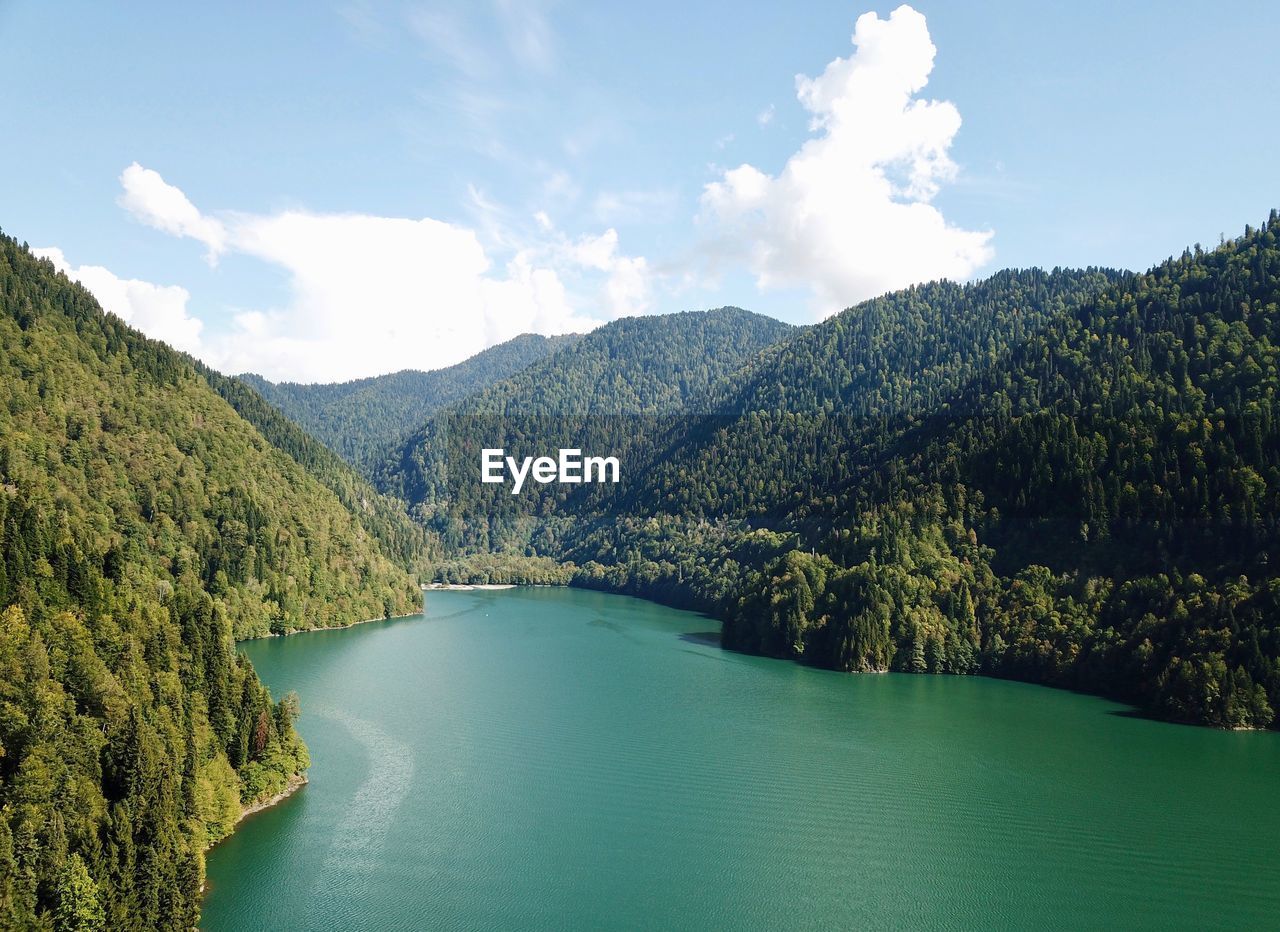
[69, 4, 993, 380]
[756, 104, 775, 127]
[566, 229, 651, 318]
[32, 247, 205, 354]
[699, 4, 993, 317]
[203, 209, 602, 383]
[118, 163, 227, 262]
[104, 166, 651, 382]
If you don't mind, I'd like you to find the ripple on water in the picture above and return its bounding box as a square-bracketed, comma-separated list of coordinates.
[203, 590, 1280, 931]
[313, 707, 415, 885]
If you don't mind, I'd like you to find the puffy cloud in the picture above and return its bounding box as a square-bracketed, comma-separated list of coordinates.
[700, 4, 993, 317]
[108, 166, 650, 382]
[207, 209, 604, 382]
[32, 247, 204, 354]
[118, 163, 227, 261]
[567, 229, 651, 319]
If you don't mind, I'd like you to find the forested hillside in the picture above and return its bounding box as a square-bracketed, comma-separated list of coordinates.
[0, 233, 421, 927]
[200, 363, 434, 571]
[442, 308, 791, 416]
[239, 332, 580, 472]
[618, 268, 1123, 524]
[579, 220, 1280, 728]
[375, 307, 793, 547]
[392, 217, 1280, 730]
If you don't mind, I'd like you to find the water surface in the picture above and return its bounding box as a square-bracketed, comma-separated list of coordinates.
[203, 588, 1280, 929]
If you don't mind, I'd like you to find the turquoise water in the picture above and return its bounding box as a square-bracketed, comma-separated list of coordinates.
[202, 588, 1280, 929]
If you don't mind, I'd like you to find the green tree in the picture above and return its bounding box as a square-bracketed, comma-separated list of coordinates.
[54, 855, 104, 932]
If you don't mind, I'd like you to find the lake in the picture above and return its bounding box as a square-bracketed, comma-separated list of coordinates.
[202, 587, 1280, 929]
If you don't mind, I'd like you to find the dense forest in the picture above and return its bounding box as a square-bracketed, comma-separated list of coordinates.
[385, 218, 1280, 731]
[238, 332, 580, 473]
[200, 362, 433, 573]
[6, 206, 1277, 925]
[376, 307, 793, 539]
[0, 232, 421, 928]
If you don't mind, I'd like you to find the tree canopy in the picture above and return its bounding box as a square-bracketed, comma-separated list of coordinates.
[0, 231, 420, 926]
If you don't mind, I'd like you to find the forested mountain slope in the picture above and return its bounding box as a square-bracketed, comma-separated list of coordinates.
[569, 218, 1280, 729]
[0, 233, 421, 927]
[200, 363, 434, 571]
[615, 268, 1124, 525]
[405, 217, 1280, 729]
[444, 307, 791, 416]
[393, 271, 1118, 568]
[375, 307, 794, 547]
[239, 332, 580, 472]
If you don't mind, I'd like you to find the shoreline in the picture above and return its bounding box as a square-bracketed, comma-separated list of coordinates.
[236, 586, 531, 644]
[264, 587, 1270, 732]
[237, 772, 309, 826]
[203, 772, 308, 859]
[238, 611, 421, 642]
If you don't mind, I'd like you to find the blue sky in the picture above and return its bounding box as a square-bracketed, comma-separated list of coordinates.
[2, 1, 1277, 381]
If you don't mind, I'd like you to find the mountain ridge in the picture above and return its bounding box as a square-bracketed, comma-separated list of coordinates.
[387, 216, 1280, 730]
[238, 331, 583, 472]
[373, 306, 796, 532]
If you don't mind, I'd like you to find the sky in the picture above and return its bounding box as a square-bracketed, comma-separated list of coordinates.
[2, 1, 1278, 383]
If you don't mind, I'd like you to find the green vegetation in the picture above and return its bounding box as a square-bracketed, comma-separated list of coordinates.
[239, 333, 581, 473]
[7, 204, 1270, 927]
[438, 307, 791, 416]
[0, 231, 419, 927]
[429, 553, 573, 586]
[200, 361, 434, 574]
[376, 307, 794, 542]
[383, 218, 1280, 730]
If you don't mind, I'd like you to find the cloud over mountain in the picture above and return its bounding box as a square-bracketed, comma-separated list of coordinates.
[105, 165, 650, 382]
[699, 4, 993, 317]
[33, 246, 205, 355]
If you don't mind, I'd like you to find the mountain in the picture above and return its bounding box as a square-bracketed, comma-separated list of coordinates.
[606, 267, 1124, 526]
[385, 275, 1112, 558]
[408, 217, 1280, 730]
[197, 363, 434, 573]
[0, 233, 422, 927]
[437, 307, 792, 415]
[593, 221, 1280, 728]
[373, 306, 795, 548]
[238, 332, 581, 472]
